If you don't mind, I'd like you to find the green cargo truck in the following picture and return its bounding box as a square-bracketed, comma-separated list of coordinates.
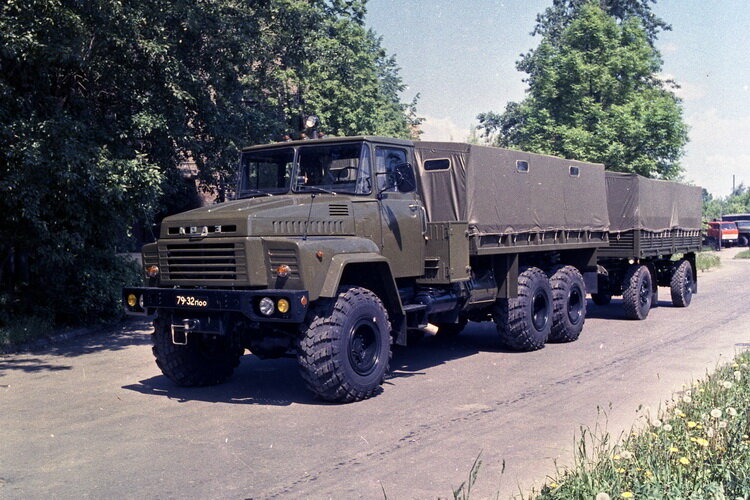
[123, 136, 701, 402]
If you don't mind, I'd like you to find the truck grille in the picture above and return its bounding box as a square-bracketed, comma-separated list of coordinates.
[160, 242, 247, 282]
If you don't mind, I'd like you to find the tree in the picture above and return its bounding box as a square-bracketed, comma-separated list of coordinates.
[479, 1, 687, 179]
[0, 0, 418, 328]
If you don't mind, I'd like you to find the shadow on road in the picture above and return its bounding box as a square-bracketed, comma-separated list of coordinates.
[123, 355, 317, 406]
[0, 357, 73, 375]
[29, 320, 153, 358]
[122, 322, 524, 406]
[586, 298, 678, 321]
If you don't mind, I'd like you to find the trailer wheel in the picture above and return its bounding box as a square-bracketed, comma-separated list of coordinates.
[548, 266, 586, 343]
[151, 313, 244, 387]
[494, 267, 552, 351]
[670, 260, 694, 307]
[591, 293, 612, 306]
[297, 286, 392, 402]
[622, 265, 653, 320]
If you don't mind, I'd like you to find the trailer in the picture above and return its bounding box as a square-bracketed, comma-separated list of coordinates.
[595, 172, 702, 318]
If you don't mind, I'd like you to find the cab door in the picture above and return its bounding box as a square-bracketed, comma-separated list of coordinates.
[373, 145, 425, 278]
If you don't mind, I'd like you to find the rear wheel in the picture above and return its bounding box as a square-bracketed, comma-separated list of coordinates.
[740, 235, 749, 247]
[297, 286, 392, 402]
[622, 265, 653, 320]
[494, 267, 552, 351]
[548, 266, 586, 343]
[670, 259, 694, 307]
[151, 313, 244, 387]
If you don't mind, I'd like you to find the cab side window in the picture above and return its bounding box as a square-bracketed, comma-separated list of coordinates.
[375, 146, 409, 192]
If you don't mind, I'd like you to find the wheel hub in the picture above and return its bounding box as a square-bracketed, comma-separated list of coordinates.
[531, 291, 549, 331]
[348, 320, 381, 376]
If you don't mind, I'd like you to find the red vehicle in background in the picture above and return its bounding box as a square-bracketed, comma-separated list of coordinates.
[705, 221, 739, 249]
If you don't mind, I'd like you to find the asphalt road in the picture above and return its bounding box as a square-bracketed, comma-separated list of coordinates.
[2, 249, 749, 499]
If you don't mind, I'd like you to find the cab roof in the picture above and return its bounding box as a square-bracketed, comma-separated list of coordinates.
[241, 135, 414, 152]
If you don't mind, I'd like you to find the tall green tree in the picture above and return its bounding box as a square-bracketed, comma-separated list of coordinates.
[0, 0, 417, 327]
[478, 1, 687, 179]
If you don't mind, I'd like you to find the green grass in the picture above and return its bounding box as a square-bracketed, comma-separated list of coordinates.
[696, 252, 721, 271]
[528, 351, 750, 499]
[734, 249, 750, 259]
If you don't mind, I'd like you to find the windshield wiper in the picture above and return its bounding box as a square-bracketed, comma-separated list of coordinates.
[297, 185, 337, 195]
[239, 189, 274, 198]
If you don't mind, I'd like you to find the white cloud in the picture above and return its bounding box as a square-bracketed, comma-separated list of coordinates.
[418, 115, 470, 142]
[682, 109, 750, 196]
[657, 73, 707, 101]
[660, 42, 679, 54]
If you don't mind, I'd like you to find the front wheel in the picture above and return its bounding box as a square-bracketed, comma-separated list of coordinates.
[670, 259, 694, 307]
[494, 267, 552, 351]
[739, 235, 749, 247]
[622, 265, 653, 320]
[151, 313, 244, 387]
[297, 286, 392, 402]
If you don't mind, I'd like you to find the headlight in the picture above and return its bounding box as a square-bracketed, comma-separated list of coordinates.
[127, 294, 137, 307]
[259, 297, 275, 316]
[277, 298, 290, 314]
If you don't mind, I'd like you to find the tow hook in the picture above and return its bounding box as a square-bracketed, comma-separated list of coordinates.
[172, 318, 200, 345]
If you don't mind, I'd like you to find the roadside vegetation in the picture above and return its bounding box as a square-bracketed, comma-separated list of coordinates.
[734, 249, 750, 259]
[523, 351, 750, 499]
[696, 252, 722, 271]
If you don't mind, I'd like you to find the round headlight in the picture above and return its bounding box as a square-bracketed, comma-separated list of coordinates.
[259, 297, 275, 316]
[138, 295, 145, 309]
[127, 294, 137, 307]
[277, 298, 290, 314]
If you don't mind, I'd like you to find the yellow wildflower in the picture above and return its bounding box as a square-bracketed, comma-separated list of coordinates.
[644, 470, 653, 478]
[617, 468, 626, 474]
[621, 492, 634, 498]
[687, 421, 697, 428]
[549, 483, 559, 488]
[669, 447, 680, 453]
[679, 457, 690, 465]
[696, 438, 709, 447]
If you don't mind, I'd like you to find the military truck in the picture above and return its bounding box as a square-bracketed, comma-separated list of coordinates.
[123, 136, 701, 402]
[593, 172, 702, 318]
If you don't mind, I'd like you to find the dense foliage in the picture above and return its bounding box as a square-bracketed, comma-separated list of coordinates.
[478, 0, 688, 179]
[0, 0, 417, 330]
[703, 185, 750, 221]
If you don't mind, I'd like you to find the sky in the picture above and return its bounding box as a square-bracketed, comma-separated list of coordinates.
[366, 0, 750, 197]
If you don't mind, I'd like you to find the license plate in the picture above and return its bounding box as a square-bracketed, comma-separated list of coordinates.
[175, 295, 209, 307]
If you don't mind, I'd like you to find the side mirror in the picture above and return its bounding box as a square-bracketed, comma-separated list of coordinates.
[393, 162, 416, 193]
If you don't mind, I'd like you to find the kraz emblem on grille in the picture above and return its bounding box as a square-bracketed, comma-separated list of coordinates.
[179, 226, 210, 237]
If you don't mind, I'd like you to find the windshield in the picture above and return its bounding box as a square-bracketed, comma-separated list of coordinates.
[237, 148, 293, 197]
[293, 142, 371, 195]
[721, 222, 737, 230]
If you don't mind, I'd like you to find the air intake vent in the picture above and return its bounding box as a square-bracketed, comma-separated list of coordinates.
[328, 204, 350, 217]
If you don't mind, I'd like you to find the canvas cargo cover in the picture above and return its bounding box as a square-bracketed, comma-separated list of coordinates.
[413, 142, 609, 235]
[605, 172, 702, 232]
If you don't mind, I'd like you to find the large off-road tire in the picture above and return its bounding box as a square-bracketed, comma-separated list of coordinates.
[591, 293, 612, 306]
[297, 286, 392, 403]
[151, 313, 244, 387]
[740, 235, 749, 247]
[622, 265, 653, 320]
[670, 259, 694, 307]
[548, 266, 586, 343]
[434, 317, 468, 337]
[494, 267, 552, 351]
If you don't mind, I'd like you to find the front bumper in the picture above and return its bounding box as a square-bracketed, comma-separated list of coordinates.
[122, 287, 309, 323]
